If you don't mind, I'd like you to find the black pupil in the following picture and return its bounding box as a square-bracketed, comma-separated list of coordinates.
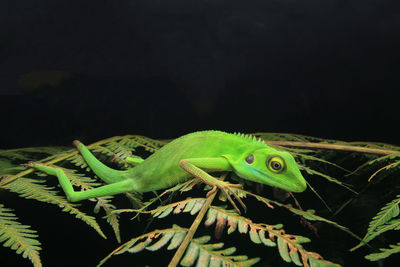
[245, 154, 254, 164]
[271, 161, 281, 170]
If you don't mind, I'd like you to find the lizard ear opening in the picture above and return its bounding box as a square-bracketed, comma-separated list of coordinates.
[245, 154, 254, 164]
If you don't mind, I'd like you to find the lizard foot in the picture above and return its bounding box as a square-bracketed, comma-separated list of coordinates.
[207, 181, 246, 214]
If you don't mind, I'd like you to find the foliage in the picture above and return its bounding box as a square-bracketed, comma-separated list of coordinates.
[0, 204, 41, 267]
[1, 133, 400, 266]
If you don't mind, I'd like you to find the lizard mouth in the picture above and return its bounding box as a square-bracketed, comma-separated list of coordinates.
[253, 169, 304, 192]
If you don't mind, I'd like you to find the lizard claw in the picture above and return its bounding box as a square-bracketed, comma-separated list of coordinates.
[213, 181, 246, 214]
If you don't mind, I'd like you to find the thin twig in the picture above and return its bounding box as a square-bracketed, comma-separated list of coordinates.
[168, 173, 226, 267]
[265, 140, 399, 155]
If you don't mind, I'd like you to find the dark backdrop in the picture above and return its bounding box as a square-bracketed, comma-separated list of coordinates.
[1, 0, 400, 148]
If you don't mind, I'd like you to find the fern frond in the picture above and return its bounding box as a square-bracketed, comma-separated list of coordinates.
[90, 144, 127, 163]
[204, 206, 340, 266]
[152, 198, 206, 218]
[0, 147, 69, 161]
[237, 189, 360, 241]
[283, 204, 361, 241]
[299, 165, 357, 194]
[146, 197, 340, 266]
[292, 152, 350, 173]
[97, 225, 188, 266]
[121, 135, 166, 152]
[165, 178, 200, 193]
[0, 204, 42, 267]
[68, 154, 89, 170]
[104, 141, 134, 158]
[36, 166, 121, 242]
[345, 153, 400, 177]
[0, 177, 106, 239]
[93, 196, 121, 243]
[54, 166, 101, 189]
[351, 194, 400, 251]
[368, 161, 400, 182]
[0, 158, 26, 175]
[365, 242, 400, 261]
[180, 235, 260, 267]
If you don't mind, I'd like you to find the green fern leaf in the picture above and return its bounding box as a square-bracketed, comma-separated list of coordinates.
[368, 161, 400, 181]
[351, 194, 400, 251]
[125, 135, 166, 152]
[68, 154, 89, 170]
[181, 235, 260, 267]
[345, 153, 400, 177]
[204, 206, 340, 266]
[0, 204, 42, 267]
[277, 235, 292, 263]
[93, 196, 121, 243]
[55, 166, 101, 189]
[0, 177, 106, 239]
[146, 230, 175, 251]
[235, 189, 360, 241]
[98, 225, 188, 266]
[38, 166, 120, 242]
[292, 152, 350, 173]
[104, 141, 134, 163]
[0, 158, 26, 175]
[0, 147, 68, 161]
[299, 165, 357, 194]
[365, 242, 400, 261]
[151, 198, 206, 218]
[165, 178, 199, 193]
[168, 230, 187, 250]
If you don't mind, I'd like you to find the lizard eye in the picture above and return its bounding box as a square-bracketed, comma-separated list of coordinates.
[245, 154, 254, 164]
[267, 156, 285, 173]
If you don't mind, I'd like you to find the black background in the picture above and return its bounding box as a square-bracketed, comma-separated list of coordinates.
[1, 1, 400, 266]
[1, 0, 400, 148]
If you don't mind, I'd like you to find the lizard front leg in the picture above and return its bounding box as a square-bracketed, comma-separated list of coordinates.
[179, 158, 247, 214]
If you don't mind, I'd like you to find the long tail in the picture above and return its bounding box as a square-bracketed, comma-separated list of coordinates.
[73, 140, 129, 184]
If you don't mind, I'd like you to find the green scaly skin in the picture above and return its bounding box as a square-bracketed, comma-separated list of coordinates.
[31, 131, 307, 213]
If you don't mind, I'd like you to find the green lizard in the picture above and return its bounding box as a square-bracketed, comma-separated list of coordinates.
[30, 131, 307, 213]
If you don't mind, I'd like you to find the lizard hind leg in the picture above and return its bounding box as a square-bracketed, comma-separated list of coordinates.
[30, 163, 136, 202]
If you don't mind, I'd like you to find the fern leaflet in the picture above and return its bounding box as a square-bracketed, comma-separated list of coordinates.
[129, 197, 341, 266]
[0, 177, 106, 239]
[0, 204, 42, 267]
[97, 225, 188, 266]
[365, 242, 400, 261]
[351, 194, 400, 251]
[180, 235, 260, 266]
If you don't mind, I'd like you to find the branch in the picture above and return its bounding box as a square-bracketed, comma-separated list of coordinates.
[167, 173, 226, 267]
[265, 141, 399, 156]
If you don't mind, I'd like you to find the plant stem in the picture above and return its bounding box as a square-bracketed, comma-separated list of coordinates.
[265, 140, 399, 155]
[168, 173, 225, 267]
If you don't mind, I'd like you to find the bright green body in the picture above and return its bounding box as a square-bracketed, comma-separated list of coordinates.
[32, 131, 307, 209]
[121, 131, 267, 191]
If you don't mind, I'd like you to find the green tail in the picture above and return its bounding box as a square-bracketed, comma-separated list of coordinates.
[73, 140, 129, 184]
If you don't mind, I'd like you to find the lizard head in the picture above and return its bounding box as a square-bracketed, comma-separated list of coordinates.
[225, 147, 307, 193]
